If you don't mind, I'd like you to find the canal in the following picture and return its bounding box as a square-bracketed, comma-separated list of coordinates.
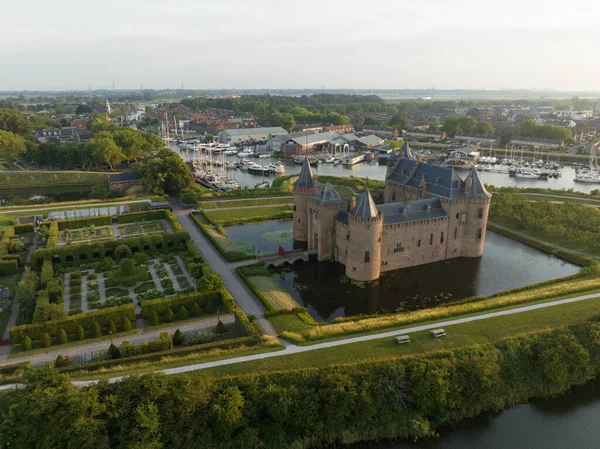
[353, 378, 600, 449]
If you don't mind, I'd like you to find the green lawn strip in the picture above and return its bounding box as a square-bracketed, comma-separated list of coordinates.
[189, 213, 250, 262]
[203, 205, 293, 226]
[8, 329, 139, 359]
[280, 287, 600, 346]
[144, 313, 220, 331]
[69, 343, 285, 381]
[199, 197, 294, 209]
[203, 296, 600, 378]
[0, 172, 109, 188]
[520, 194, 600, 205]
[245, 276, 300, 310]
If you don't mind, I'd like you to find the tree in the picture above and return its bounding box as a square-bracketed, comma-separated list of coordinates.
[362, 116, 380, 127]
[77, 325, 86, 341]
[0, 108, 33, 136]
[108, 320, 117, 334]
[15, 270, 39, 322]
[178, 305, 188, 321]
[475, 121, 494, 135]
[55, 354, 70, 368]
[191, 303, 202, 317]
[204, 133, 214, 143]
[139, 148, 193, 195]
[387, 114, 408, 130]
[23, 335, 32, 351]
[109, 343, 121, 359]
[269, 111, 296, 132]
[0, 130, 27, 160]
[122, 316, 132, 332]
[94, 322, 102, 338]
[198, 272, 223, 292]
[457, 116, 477, 133]
[429, 118, 441, 131]
[215, 320, 228, 334]
[166, 308, 175, 323]
[58, 329, 68, 345]
[443, 116, 461, 136]
[173, 329, 185, 346]
[41, 333, 52, 348]
[90, 136, 124, 170]
[75, 104, 93, 114]
[151, 311, 160, 326]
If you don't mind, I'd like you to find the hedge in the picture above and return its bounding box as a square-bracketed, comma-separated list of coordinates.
[0, 226, 15, 256]
[45, 222, 59, 248]
[0, 361, 32, 375]
[55, 216, 112, 231]
[32, 231, 191, 269]
[13, 224, 34, 234]
[140, 291, 223, 320]
[40, 259, 54, 286]
[0, 259, 19, 276]
[9, 304, 135, 344]
[117, 210, 184, 232]
[120, 331, 172, 357]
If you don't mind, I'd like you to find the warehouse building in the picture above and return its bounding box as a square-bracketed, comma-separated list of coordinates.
[218, 127, 288, 144]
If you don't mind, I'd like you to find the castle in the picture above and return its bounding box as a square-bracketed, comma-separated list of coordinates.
[292, 142, 492, 281]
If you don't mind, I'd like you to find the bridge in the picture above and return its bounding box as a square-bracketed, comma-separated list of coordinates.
[258, 249, 317, 268]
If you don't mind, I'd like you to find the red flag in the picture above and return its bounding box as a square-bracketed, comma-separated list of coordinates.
[278, 246, 285, 257]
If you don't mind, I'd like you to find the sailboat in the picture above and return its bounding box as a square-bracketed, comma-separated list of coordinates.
[574, 143, 600, 183]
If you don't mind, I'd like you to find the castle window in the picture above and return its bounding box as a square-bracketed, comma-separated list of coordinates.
[297, 219, 300, 223]
[456, 213, 459, 219]
[478, 208, 484, 219]
[345, 250, 348, 258]
[417, 239, 421, 247]
[394, 242, 403, 253]
[454, 227, 457, 239]
[477, 228, 483, 239]
[440, 232, 444, 244]
[346, 233, 350, 241]
[293, 205, 296, 211]
[364, 251, 370, 263]
[429, 233, 433, 245]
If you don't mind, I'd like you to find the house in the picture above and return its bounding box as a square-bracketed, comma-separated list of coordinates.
[109, 172, 142, 191]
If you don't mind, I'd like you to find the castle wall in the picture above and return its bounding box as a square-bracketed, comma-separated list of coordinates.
[344, 215, 383, 281]
[293, 186, 319, 242]
[308, 202, 345, 261]
[461, 198, 491, 257]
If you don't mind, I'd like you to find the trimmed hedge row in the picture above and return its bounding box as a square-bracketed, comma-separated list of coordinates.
[55, 215, 112, 231]
[0, 226, 15, 256]
[0, 361, 32, 375]
[116, 209, 184, 232]
[120, 332, 172, 357]
[13, 224, 34, 234]
[140, 291, 223, 320]
[9, 304, 135, 344]
[45, 222, 59, 248]
[0, 259, 19, 276]
[32, 231, 191, 269]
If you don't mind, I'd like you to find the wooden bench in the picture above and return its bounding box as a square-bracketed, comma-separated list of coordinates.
[395, 335, 411, 344]
[431, 328, 446, 338]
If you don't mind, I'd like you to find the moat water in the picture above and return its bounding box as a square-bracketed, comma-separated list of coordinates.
[225, 220, 579, 322]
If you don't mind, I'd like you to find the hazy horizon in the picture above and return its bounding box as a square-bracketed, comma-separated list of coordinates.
[2, 0, 599, 92]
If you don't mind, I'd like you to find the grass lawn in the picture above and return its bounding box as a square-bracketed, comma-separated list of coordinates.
[520, 194, 600, 205]
[202, 295, 600, 378]
[203, 206, 293, 226]
[247, 276, 300, 310]
[199, 196, 293, 210]
[269, 313, 316, 334]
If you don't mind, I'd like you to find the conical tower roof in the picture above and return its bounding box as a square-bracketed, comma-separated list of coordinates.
[464, 168, 491, 198]
[312, 182, 344, 206]
[401, 141, 415, 160]
[293, 157, 316, 188]
[352, 188, 378, 218]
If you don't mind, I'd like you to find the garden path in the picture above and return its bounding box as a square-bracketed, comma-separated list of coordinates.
[175, 255, 195, 288]
[164, 263, 181, 291]
[0, 314, 235, 367]
[147, 260, 164, 293]
[97, 273, 107, 303]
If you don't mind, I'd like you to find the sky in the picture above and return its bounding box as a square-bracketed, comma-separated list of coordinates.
[1, 0, 599, 91]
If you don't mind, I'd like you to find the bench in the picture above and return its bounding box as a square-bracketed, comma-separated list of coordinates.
[395, 335, 411, 344]
[431, 328, 446, 338]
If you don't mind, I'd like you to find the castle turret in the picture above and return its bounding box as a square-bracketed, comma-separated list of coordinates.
[308, 182, 346, 260]
[461, 168, 492, 257]
[386, 150, 399, 177]
[293, 157, 320, 243]
[345, 189, 383, 281]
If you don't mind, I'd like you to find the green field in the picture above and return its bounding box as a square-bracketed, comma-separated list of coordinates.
[247, 276, 300, 310]
[0, 171, 109, 188]
[198, 197, 293, 210]
[203, 205, 293, 226]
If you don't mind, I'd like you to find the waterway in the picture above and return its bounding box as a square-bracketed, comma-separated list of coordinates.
[266, 229, 579, 322]
[224, 220, 294, 256]
[353, 378, 600, 449]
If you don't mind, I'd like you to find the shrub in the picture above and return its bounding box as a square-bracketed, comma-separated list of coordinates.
[133, 252, 148, 265]
[197, 272, 223, 292]
[55, 354, 70, 368]
[70, 270, 81, 279]
[247, 314, 256, 322]
[87, 273, 97, 281]
[173, 329, 185, 346]
[70, 285, 82, 294]
[41, 333, 52, 348]
[93, 322, 102, 338]
[40, 260, 54, 287]
[77, 325, 85, 341]
[151, 311, 160, 326]
[191, 303, 201, 317]
[109, 343, 121, 359]
[177, 306, 188, 321]
[87, 291, 100, 302]
[215, 320, 228, 334]
[108, 320, 117, 334]
[121, 316, 132, 332]
[160, 277, 173, 289]
[23, 336, 32, 351]
[165, 308, 175, 323]
[104, 296, 134, 308]
[115, 244, 132, 260]
[70, 293, 81, 301]
[140, 291, 223, 320]
[58, 329, 68, 345]
[163, 287, 176, 296]
[119, 331, 172, 357]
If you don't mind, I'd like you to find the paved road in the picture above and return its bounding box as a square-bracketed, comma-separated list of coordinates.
[60, 290, 600, 386]
[490, 222, 600, 259]
[0, 314, 234, 367]
[171, 200, 276, 336]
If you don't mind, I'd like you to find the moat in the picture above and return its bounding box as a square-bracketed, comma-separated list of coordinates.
[226, 220, 579, 322]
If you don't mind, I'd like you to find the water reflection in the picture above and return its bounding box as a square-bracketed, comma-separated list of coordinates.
[224, 220, 294, 255]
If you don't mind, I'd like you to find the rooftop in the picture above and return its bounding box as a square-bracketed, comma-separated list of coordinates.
[293, 157, 317, 188]
[311, 182, 344, 206]
[109, 172, 141, 183]
[352, 189, 378, 218]
[377, 198, 448, 225]
[219, 127, 287, 136]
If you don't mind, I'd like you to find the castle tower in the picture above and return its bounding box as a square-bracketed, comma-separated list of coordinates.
[461, 168, 492, 257]
[293, 157, 320, 243]
[308, 182, 346, 261]
[345, 189, 384, 281]
[386, 150, 399, 177]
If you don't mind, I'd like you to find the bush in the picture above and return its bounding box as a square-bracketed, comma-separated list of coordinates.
[41, 333, 52, 348]
[163, 287, 176, 296]
[70, 270, 82, 279]
[93, 322, 102, 338]
[23, 336, 32, 351]
[140, 291, 223, 320]
[173, 329, 185, 346]
[87, 273, 97, 281]
[77, 325, 85, 341]
[191, 303, 201, 317]
[54, 354, 70, 368]
[215, 320, 228, 334]
[247, 314, 256, 322]
[70, 285, 82, 294]
[58, 329, 68, 345]
[56, 216, 112, 231]
[109, 343, 121, 359]
[119, 331, 172, 357]
[177, 306, 188, 321]
[40, 260, 54, 287]
[104, 296, 134, 308]
[108, 320, 117, 334]
[87, 291, 100, 302]
[151, 311, 160, 326]
[121, 316, 132, 332]
[165, 308, 175, 323]
[160, 277, 173, 289]
[133, 252, 148, 265]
